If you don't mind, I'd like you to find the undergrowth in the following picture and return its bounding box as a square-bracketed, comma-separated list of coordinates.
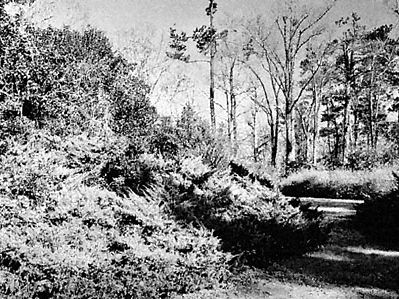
[160, 157, 328, 267]
[281, 168, 395, 200]
[0, 132, 330, 297]
[0, 133, 231, 298]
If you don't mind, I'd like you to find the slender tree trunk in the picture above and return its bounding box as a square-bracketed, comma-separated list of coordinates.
[284, 48, 296, 167]
[373, 94, 379, 148]
[270, 123, 276, 166]
[271, 114, 279, 167]
[312, 86, 321, 166]
[251, 106, 258, 162]
[368, 55, 377, 149]
[342, 84, 352, 164]
[269, 91, 279, 168]
[209, 0, 216, 128]
[285, 110, 291, 166]
[326, 100, 333, 160]
[342, 47, 355, 164]
[353, 109, 359, 149]
[229, 60, 237, 155]
[286, 110, 296, 163]
[225, 91, 232, 152]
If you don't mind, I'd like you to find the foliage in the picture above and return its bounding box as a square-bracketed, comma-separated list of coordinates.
[346, 149, 382, 170]
[0, 6, 347, 297]
[149, 116, 181, 159]
[176, 104, 229, 168]
[0, 13, 156, 139]
[108, 66, 157, 138]
[0, 133, 231, 299]
[101, 150, 171, 196]
[148, 103, 229, 169]
[163, 158, 328, 267]
[99, 152, 328, 267]
[167, 0, 221, 62]
[281, 168, 395, 200]
[317, 15, 399, 167]
[0, 12, 233, 296]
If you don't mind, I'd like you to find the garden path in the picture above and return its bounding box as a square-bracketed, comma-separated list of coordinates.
[233, 197, 399, 299]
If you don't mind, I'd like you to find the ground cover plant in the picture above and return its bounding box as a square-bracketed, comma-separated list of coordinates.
[0, 133, 232, 298]
[159, 157, 329, 267]
[0, 130, 330, 298]
[280, 168, 396, 200]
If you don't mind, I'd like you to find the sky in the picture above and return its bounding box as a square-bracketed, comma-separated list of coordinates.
[28, 0, 397, 34]
[23, 0, 399, 119]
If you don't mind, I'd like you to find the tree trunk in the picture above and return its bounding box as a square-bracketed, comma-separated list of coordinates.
[225, 91, 232, 152]
[252, 107, 258, 162]
[287, 110, 296, 162]
[270, 123, 276, 166]
[285, 111, 291, 166]
[368, 55, 377, 149]
[373, 94, 379, 148]
[230, 60, 237, 156]
[312, 87, 321, 166]
[342, 84, 352, 164]
[271, 114, 279, 167]
[209, 0, 216, 128]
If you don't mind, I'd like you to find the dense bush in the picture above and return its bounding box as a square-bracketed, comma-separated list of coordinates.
[0, 11, 156, 139]
[346, 149, 380, 171]
[355, 172, 399, 248]
[163, 157, 328, 267]
[149, 117, 181, 159]
[149, 104, 229, 169]
[99, 152, 328, 267]
[0, 133, 231, 298]
[0, 187, 231, 298]
[101, 151, 172, 196]
[281, 168, 395, 200]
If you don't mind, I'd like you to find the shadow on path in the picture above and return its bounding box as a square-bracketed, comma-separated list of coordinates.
[266, 219, 399, 296]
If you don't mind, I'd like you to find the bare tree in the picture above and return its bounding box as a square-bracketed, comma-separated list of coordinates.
[243, 58, 282, 167]
[247, 90, 260, 162]
[245, 0, 335, 169]
[298, 43, 332, 165]
[215, 19, 249, 156]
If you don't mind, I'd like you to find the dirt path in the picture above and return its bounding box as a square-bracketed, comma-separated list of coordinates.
[183, 198, 399, 298]
[239, 279, 397, 298]
[235, 198, 399, 298]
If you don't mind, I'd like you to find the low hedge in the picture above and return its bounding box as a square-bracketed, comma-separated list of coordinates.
[281, 169, 395, 200]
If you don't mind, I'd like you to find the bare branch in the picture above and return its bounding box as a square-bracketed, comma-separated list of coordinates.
[243, 62, 274, 122]
[289, 53, 324, 113]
